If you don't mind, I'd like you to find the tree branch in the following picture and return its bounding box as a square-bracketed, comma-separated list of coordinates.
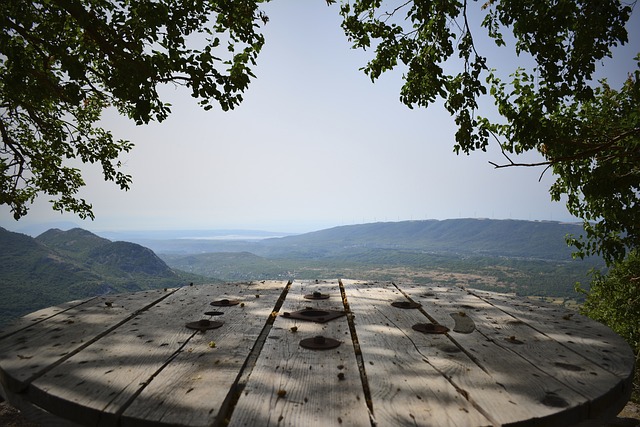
[0, 117, 28, 194]
[380, 0, 412, 23]
[489, 127, 640, 172]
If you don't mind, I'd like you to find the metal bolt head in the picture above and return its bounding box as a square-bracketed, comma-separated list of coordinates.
[300, 335, 341, 350]
[392, 301, 421, 309]
[412, 323, 449, 334]
[185, 319, 224, 331]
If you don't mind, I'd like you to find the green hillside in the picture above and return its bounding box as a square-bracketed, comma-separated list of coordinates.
[0, 227, 206, 326]
[1, 219, 603, 326]
[36, 227, 111, 257]
[162, 252, 290, 281]
[159, 219, 603, 301]
[256, 219, 586, 260]
[140, 219, 588, 261]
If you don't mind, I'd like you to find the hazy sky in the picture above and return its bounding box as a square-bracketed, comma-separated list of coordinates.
[2, 2, 639, 234]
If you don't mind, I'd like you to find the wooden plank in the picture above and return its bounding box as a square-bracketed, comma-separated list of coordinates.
[403, 284, 623, 425]
[342, 280, 491, 427]
[349, 280, 561, 426]
[3, 281, 633, 427]
[0, 297, 98, 341]
[229, 280, 371, 427]
[467, 288, 635, 419]
[0, 288, 175, 394]
[470, 289, 635, 379]
[26, 283, 247, 427]
[120, 280, 289, 427]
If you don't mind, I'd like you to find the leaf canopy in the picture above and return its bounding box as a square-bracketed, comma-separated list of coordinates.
[2, 0, 639, 265]
[339, 0, 638, 263]
[0, 0, 267, 219]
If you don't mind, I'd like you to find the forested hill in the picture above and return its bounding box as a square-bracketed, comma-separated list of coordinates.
[137, 219, 589, 261]
[35, 228, 175, 276]
[0, 227, 197, 325]
[252, 219, 586, 261]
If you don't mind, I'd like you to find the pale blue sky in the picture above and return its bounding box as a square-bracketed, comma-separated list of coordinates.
[2, 1, 639, 234]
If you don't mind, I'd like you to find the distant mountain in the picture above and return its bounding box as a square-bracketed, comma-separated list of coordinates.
[0, 227, 202, 326]
[4, 220, 81, 237]
[36, 228, 174, 277]
[256, 219, 587, 260]
[158, 219, 601, 297]
[146, 219, 588, 261]
[36, 227, 112, 256]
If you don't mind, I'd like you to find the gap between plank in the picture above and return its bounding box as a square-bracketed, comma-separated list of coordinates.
[212, 280, 293, 427]
[391, 282, 501, 426]
[392, 282, 492, 375]
[0, 296, 101, 341]
[113, 329, 201, 421]
[466, 289, 632, 400]
[22, 288, 181, 390]
[338, 279, 376, 427]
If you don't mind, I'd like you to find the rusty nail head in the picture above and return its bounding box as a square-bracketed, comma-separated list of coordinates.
[210, 299, 240, 307]
[301, 309, 330, 317]
[185, 319, 224, 331]
[204, 311, 224, 316]
[392, 301, 421, 309]
[282, 309, 346, 323]
[304, 291, 330, 300]
[412, 323, 449, 334]
[300, 335, 341, 350]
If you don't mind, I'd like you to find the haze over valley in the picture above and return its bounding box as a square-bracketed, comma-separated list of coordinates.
[0, 218, 603, 326]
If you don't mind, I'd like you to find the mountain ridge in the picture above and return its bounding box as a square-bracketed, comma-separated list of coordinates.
[142, 219, 586, 260]
[1, 219, 596, 325]
[0, 227, 200, 325]
[159, 219, 601, 299]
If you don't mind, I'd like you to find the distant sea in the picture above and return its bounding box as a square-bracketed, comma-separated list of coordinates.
[179, 234, 288, 241]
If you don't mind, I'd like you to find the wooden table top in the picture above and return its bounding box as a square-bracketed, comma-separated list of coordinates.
[0, 280, 635, 427]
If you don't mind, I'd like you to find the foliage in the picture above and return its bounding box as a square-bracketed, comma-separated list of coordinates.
[580, 250, 640, 403]
[338, 0, 639, 264]
[547, 71, 640, 265]
[0, 0, 267, 219]
[580, 250, 640, 355]
[162, 246, 600, 299]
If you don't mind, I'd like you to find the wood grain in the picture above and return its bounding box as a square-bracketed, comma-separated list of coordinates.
[0, 297, 98, 341]
[343, 280, 492, 427]
[469, 288, 635, 419]
[405, 284, 628, 424]
[0, 289, 175, 393]
[121, 280, 288, 427]
[0, 281, 634, 427]
[229, 280, 371, 427]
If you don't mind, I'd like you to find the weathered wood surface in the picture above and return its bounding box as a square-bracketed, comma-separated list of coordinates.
[345, 281, 490, 426]
[0, 280, 634, 427]
[401, 284, 630, 424]
[229, 280, 370, 427]
[0, 288, 176, 394]
[121, 281, 288, 427]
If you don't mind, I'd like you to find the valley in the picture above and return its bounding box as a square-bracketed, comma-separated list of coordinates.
[1, 219, 604, 326]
